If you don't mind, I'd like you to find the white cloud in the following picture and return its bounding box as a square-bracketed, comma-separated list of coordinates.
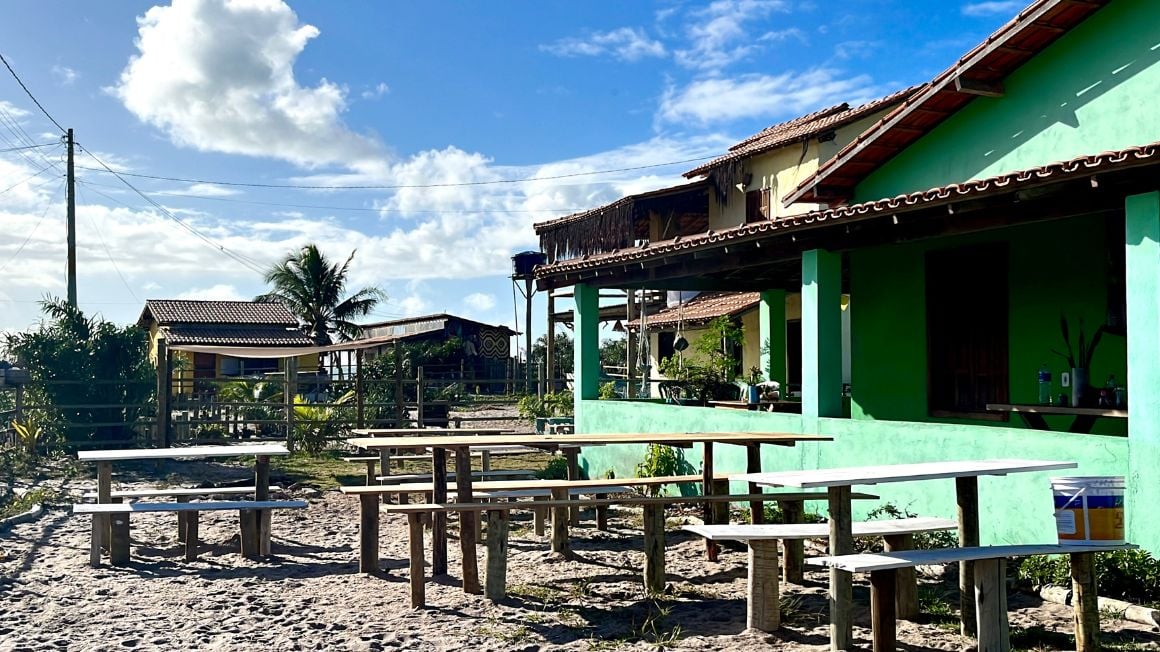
[361, 82, 390, 99]
[390, 294, 431, 317]
[961, 1, 1023, 17]
[0, 100, 30, 119]
[463, 292, 496, 312]
[182, 183, 242, 197]
[674, 0, 791, 71]
[174, 283, 247, 300]
[541, 27, 666, 62]
[51, 65, 79, 85]
[658, 69, 881, 125]
[112, 0, 381, 168]
[834, 40, 882, 60]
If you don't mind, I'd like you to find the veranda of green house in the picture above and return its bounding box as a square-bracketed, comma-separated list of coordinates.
[534, 0, 1160, 552]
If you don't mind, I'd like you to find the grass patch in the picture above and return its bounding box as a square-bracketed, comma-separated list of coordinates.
[477, 618, 531, 642]
[270, 450, 361, 489]
[0, 487, 61, 519]
[916, 585, 959, 631]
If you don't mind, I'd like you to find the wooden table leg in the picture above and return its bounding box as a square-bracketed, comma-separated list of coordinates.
[379, 448, 393, 504]
[780, 500, 805, 584]
[827, 485, 853, 652]
[957, 476, 980, 638]
[550, 486, 571, 558]
[359, 493, 380, 573]
[408, 512, 426, 608]
[455, 447, 481, 594]
[748, 539, 780, 632]
[485, 509, 509, 601]
[432, 447, 448, 576]
[746, 444, 765, 524]
[176, 496, 190, 543]
[884, 533, 918, 620]
[702, 441, 718, 561]
[973, 557, 1010, 652]
[1071, 552, 1099, 652]
[93, 461, 112, 565]
[870, 569, 897, 652]
[533, 494, 546, 536]
[255, 454, 270, 556]
[184, 509, 199, 562]
[364, 460, 376, 486]
[565, 449, 581, 526]
[109, 512, 130, 566]
[642, 503, 666, 594]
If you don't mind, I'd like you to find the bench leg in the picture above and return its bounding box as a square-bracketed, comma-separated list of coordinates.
[973, 558, 1010, 652]
[239, 510, 260, 558]
[884, 533, 918, 620]
[550, 487, 571, 558]
[184, 510, 199, 562]
[365, 460, 376, 486]
[827, 485, 854, 652]
[259, 510, 272, 556]
[177, 496, 190, 542]
[780, 500, 805, 584]
[747, 539, 780, 632]
[642, 504, 665, 594]
[485, 510, 509, 601]
[89, 515, 103, 567]
[870, 569, 897, 652]
[1071, 552, 1099, 652]
[359, 493, 380, 573]
[595, 503, 609, 531]
[533, 495, 546, 536]
[109, 513, 130, 566]
[408, 513, 426, 608]
[565, 450, 580, 527]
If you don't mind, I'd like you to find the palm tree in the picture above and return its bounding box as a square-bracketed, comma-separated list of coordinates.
[257, 244, 385, 345]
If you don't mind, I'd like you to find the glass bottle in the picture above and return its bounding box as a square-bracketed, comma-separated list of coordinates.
[1038, 364, 1052, 405]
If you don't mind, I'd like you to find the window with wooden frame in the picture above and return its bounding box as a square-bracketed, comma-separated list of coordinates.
[745, 188, 770, 223]
[926, 243, 1009, 418]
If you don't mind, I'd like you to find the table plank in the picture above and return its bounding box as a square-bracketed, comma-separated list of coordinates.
[78, 444, 290, 461]
[347, 432, 830, 450]
[807, 544, 1137, 573]
[734, 459, 1077, 488]
[352, 428, 513, 436]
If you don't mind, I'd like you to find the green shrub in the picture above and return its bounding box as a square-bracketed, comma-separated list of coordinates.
[857, 503, 958, 553]
[516, 391, 574, 420]
[635, 444, 686, 496]
[598, 382, 618, 400]
[535, 456, 569, 480]
[759, 504, 826, 524]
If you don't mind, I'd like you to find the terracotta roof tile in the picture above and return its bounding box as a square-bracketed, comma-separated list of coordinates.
[163, 325, 314, 347]
[629, 292, 761, 329]
[140, 300, 299, 327]
[538, 142, 1160, 278]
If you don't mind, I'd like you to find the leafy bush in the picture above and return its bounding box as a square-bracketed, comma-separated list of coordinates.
[1016, 549, 1160, 605]
[635, 444, 693, 496]
[517, 391, 574, 420]
[856, 503, 959, 553]
[535, 456, 569, 480]
[759, 503, 826, 524]
[598, 382, 619, 400]
[292, 390, 355, 455]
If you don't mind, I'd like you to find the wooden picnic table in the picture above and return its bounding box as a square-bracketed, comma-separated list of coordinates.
[347, 431, 830, 594]
[734, 458, 1077, 651]
[985, 403, 1127, 433]
[77, 444, 290, 565]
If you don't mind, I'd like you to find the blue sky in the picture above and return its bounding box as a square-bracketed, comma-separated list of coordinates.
[0, 0, 1025, 347]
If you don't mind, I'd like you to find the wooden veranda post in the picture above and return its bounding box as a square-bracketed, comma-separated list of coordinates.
[355, 349, 365, 429]
[416, 367, 425, 426]
[546, 292, 556, 391]
[394, 343, 404, 426]
[284, 356, 298, 448]
[626, 288, 637, 398]
[155, 337, 171, 447]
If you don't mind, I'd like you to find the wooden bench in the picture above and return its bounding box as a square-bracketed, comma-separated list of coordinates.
[80, 486, 286, 545]
[73, 500, 308, 565]
[684, 517, 958, 632]
[808, 543, 1137, 652]
[369, 491, 875, 607]
[375, 469, 537, 484]
[345, 446, 537, 483]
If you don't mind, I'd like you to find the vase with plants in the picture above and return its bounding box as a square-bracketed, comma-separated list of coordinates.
[1053, 315, 1104, 408]
[745, 366, 764, 404]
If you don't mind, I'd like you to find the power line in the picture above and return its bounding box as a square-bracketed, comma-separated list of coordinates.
[0, 178, 64, 275]
[73, 154, 716, 191]
[0, 51, 66, 133]
[0, 142, 58, 154]
[0, 161, 57, 196]
[76, 184, 141, 303]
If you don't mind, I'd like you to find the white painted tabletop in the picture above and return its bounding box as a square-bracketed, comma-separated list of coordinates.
[732, 458, 1077, 488]
[683, 516, 958, 541]
[77, 444, 290, 462]
[807, 543, 1137, 572]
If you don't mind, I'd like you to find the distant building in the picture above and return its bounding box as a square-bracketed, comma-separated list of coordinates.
[357, 313, 516, 382]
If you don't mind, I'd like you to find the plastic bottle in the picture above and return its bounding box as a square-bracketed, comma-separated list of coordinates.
[1038, 364, 1052, 405]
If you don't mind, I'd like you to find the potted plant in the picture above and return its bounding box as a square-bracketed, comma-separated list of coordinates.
[745, 366, 765, 404]
[1053, 315, 1104, 407]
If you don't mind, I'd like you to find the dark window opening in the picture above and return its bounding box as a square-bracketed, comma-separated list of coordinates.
[657, 331, 676, 362]
[193, 353, 215, 379]
[786, 320, 802, 386]
[926, 243, 1009, 417]
[745, 189, 770, 223]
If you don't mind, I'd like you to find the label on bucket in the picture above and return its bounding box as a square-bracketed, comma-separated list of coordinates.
[1055, 510, 1077, 535]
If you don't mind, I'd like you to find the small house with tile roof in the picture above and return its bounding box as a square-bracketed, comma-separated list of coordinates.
[355, 313, 516, 383]
[534, 0, 1160, 552]
[137, 299, 319, 393]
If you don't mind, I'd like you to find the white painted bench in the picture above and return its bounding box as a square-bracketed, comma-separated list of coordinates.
[73, 500, 308, 565]
[807, 543, 1138, 652]
[683, 517, 958, 632]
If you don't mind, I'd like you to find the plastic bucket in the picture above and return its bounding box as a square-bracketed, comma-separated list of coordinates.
[1051, 476, 1125, 545]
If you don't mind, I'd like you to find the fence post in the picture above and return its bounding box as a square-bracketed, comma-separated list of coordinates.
[14, 385, 23, 425]
[156, 338, 171, 447]
[393, 344, 404, 427]
[537, 362, 545, 398]
[284, 356, 298, 449]
[416, 366, 425, 428]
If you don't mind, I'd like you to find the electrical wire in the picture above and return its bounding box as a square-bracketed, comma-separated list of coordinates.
[0, 51, 66, 133]
[0, 161, 58, 196]
[0, 142, 58, 154]
[73, 154, 717, 191]
[0, 178, 64, 275]
[75, 184, 141, 303]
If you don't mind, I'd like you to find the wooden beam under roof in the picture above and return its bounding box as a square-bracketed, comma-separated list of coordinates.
[954, 76, 1005, 97]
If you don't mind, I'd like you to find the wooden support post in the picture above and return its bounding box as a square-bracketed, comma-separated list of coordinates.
[184, 510, 199, 562]
[156, 338, 171, 447]
[870, 569, 898, 652]
[957, 476, 980, 637]
[884, 533, 918, 620]
[239, 510, 259, 558]
[533, 494, 546, 536]
[703, 441, 718, 561]
[780, 499, 805, 584]
[359, 493, 380, 573]
[255, 454, 271, 556]
[827, 485, 853, 652]
[176, 495, 190, 542]
[284, 356, 297, 448]
[746, 444, 765, 524]
[393, 343, 405, 426]
[747, 539, 780, 632]
[355, 349, 365, 429]
[90, 461, 112, 566]
[1071, 552, 1100, 652]
[455, 447, 481, 594]
[408, 513, 426, 609]
[364, 460, 376, 486]
[565, 449, 581, 526]
[379, 448, 392, 504]
[973, 558, 1010, 652]
[595, 503, 609, 531]
[711, 479, 730, 525]
[416, 366, 425, 426]
[431, 447, 448, 576]
[109, 512, 130, 566]
[550, 486, 570, 557]
[642, 503, 666, 595]
[485, 510, 509, 601]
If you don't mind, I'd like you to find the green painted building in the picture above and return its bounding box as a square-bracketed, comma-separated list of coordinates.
[535, 0, 1160, 551]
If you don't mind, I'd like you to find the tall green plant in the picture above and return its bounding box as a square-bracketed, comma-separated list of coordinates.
[4, 298, 153, 446]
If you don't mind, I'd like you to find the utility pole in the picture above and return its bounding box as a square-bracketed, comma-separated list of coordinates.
[66, 128, 77, 308]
